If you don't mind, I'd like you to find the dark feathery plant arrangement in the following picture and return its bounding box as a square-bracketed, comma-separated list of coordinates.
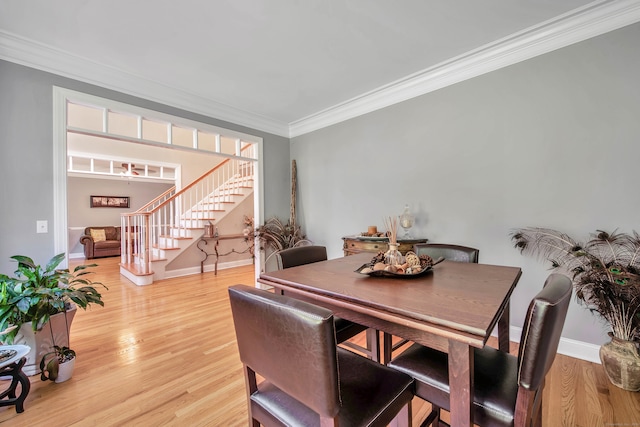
[511, 228, 640, 343]
[255, 217, 309, 254]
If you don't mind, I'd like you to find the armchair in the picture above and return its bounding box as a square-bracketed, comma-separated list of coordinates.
[79, 226, 121, 259]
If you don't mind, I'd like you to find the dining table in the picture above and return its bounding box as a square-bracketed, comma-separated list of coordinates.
[257, 252, 522, 427]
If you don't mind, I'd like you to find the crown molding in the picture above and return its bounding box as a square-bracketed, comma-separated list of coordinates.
[2, 1, 640, 139]
[289, 0, 640, 137]
[0, 31, 290, 138]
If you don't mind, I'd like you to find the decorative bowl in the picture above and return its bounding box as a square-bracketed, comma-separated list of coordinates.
[355, 256, 444, 278]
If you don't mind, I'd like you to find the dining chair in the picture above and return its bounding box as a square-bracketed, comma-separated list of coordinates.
[412, 243, 479, 264]
[276, 245, 380, 362]
[228, 284, 414, 427]
[383, 243, 480, 363]
[388, 273, 572, 427]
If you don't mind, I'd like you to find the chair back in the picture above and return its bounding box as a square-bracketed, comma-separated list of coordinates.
[517, 273, 572, 391]
[276, 245, 328, 269]
[413, 243, 479, 263]
[228, 284, 341, 418]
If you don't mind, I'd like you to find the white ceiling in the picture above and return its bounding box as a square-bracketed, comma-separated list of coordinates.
[1, 1, 640, 137]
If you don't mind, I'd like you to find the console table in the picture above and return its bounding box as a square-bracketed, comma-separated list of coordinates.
[197, 234, 255, 275]
[342, 236, 428, 256]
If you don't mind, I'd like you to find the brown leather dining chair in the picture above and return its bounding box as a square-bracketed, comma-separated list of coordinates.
[383, 243, 480, 363]
[388, 273, 572, 427]
[228, 284, 414, 427]
[276, 245, 380, 362]
[412, 243, 479, 264]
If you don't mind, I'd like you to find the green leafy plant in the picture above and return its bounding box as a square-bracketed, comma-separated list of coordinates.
[511, 228, 640, 342]
[39, 345, 76, 382]
[0, 253, 107, 344]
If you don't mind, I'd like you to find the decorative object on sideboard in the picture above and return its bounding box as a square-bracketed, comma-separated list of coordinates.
[399, 204, 415, 239]
[204, 221, 216, 238]
[243, 215, 254, 237]
[511, 228, 640, 391]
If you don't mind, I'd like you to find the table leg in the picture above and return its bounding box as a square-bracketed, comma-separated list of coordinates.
[448, 340, 474, 427]
[498, 301, 510, 352]
[382, 332, 393, 365]
[366, 328, 380, 363]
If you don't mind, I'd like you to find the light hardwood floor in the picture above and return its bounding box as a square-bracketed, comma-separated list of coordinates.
[1, 257, 638, 426]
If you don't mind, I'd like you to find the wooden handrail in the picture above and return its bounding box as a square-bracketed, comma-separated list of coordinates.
[120, 143, 255, 279]
[135, 186, 176, 213]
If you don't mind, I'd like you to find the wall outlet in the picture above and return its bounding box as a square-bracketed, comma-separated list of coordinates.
[36, 220, 48, 233]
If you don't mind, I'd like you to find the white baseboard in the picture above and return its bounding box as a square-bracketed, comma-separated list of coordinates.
[69, 252, 85, 260]
[163, 259, 254, 280]
[120, 266, 153, 286]
[508, 326, 601, 364]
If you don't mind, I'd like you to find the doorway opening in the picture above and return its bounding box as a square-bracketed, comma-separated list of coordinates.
[52, 87, 264, 278]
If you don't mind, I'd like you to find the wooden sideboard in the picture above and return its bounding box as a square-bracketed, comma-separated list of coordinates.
[342, 236, 428, 256]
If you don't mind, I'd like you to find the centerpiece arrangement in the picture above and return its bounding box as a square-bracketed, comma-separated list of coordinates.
[510, 228, 640, 391]
[356, 216, 442, 277]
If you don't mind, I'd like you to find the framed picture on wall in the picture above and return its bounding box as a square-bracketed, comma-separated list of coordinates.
[90, 195, 130, 208]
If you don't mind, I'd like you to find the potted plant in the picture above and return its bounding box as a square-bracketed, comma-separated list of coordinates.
[511, 228, 640, 391]
[0, 253, 107, 376]
[256, 217, 311, 270]
[40, 345, 76, 383]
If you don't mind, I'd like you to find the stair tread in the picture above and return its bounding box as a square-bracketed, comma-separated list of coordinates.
[153, 245, 180, 250]
[182, 218, 217, 221]
[119, 262, 154, 276]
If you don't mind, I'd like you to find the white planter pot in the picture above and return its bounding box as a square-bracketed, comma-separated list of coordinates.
[8, 306, 77, 376]
[55, 357, 75, 383]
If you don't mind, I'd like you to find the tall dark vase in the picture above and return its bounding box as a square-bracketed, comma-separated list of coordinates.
[599, 332, 640, 392]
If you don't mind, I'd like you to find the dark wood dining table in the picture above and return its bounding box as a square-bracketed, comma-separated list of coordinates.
[257, 252, 522, 427]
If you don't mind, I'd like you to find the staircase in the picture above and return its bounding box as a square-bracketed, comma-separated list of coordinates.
[120, 146, 255, 285]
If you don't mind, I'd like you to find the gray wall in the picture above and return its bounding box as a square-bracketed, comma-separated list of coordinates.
[0, 59, 290, 272]
[291, 22, 640, 350]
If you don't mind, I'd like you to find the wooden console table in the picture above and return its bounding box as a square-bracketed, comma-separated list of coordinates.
[197, 234, 255, 275]
[342, 236, 428, 256]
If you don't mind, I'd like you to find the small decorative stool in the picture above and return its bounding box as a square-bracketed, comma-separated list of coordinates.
[0, 345, 31, 413]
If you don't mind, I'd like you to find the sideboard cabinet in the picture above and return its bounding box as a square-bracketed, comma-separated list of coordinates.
[342, 236, 428, 256]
